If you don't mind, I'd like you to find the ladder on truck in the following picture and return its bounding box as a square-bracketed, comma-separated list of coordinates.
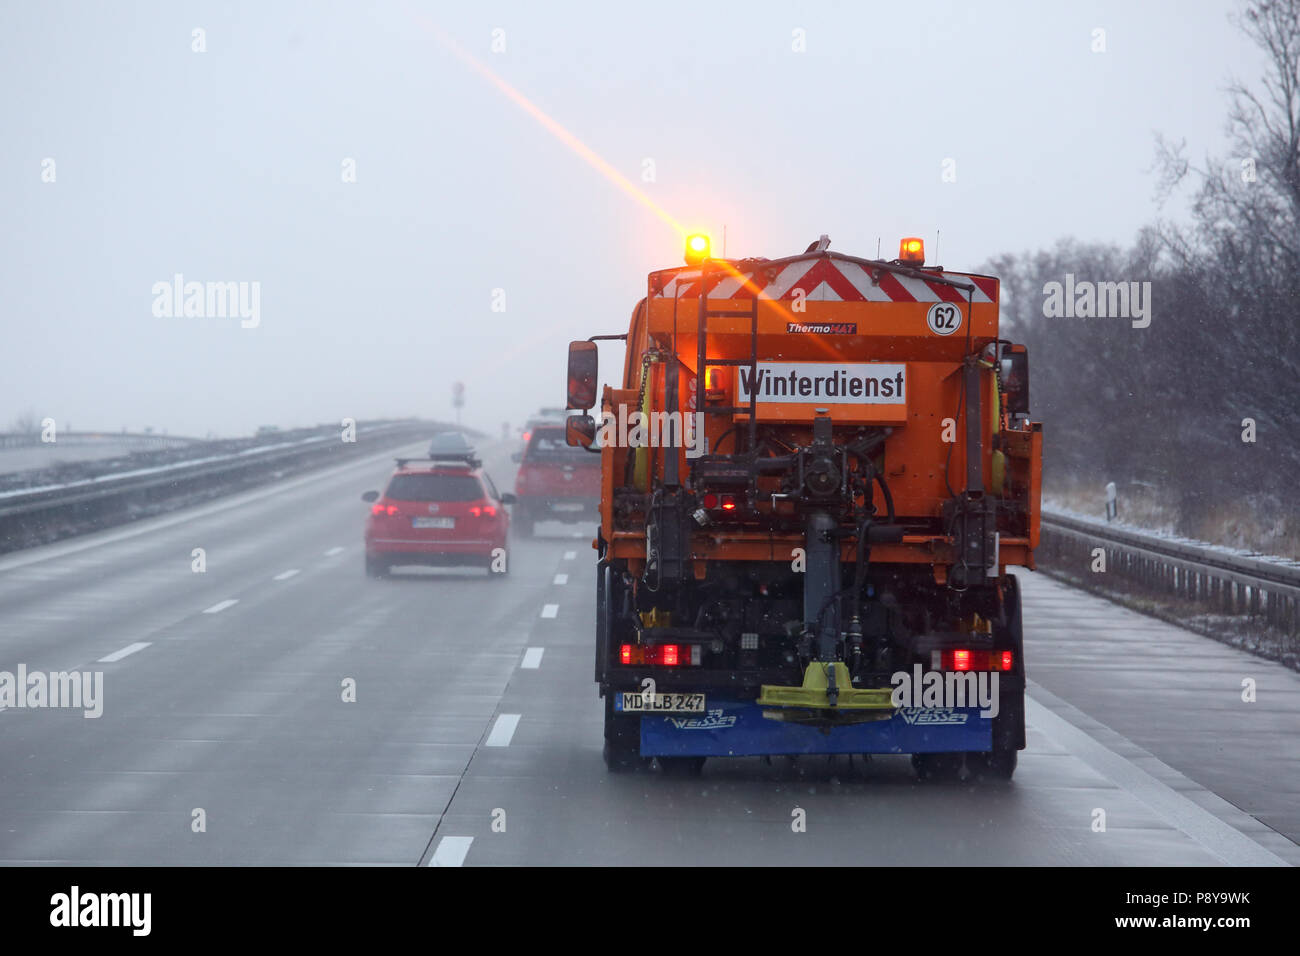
[693, 262, 759, 460]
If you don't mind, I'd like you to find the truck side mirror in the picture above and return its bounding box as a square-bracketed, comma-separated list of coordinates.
[566, 414, 596, 448]
[1000, 344, 1029, 416]
[567, 341, 598, 410]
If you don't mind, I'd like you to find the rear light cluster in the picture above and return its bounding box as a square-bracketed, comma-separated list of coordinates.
[469, 504, 497, 518]
[618, 644, 702, 666]
[931, 649, 1014, 672]
[700, 492, 740, 511]
[371, 503, 400, 516]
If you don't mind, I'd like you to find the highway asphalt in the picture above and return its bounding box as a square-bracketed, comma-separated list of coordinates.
[0, 439, 1295, 865]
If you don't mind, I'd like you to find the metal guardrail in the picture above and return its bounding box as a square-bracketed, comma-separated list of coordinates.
[0, 432, 202, 450]
[1039, 510, 1300, 636]
[0, 420, 448, 553]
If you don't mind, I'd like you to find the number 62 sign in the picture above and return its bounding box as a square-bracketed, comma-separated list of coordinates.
[926, 302, 963, 336]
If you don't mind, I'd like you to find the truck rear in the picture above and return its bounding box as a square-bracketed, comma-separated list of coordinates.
[565, 235, 1042, 779]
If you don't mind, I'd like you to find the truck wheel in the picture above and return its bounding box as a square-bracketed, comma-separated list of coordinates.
[365, 555, 388, 578]
[911, 752, 963, 781]
[603, 696, 649, 772]
[658, 756, 706, 777]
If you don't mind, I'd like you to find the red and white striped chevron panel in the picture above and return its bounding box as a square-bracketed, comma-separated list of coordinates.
[653, 258, 997, 304]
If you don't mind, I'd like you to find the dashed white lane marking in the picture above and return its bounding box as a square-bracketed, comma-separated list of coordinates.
[427, 836, 474, 867]
[521, 648, 544, 669]
[202, 599, 239, 614]
[563, 551, 575, 560]
[553, 573, 568, 585]
[1026, 696, 1288, 866]
[273, 569, 300, 581]
[97, 642, 152, 663]
[485, 714, 521, 747]
[324, 546, 344, 556]
[540, 604, 558, 619]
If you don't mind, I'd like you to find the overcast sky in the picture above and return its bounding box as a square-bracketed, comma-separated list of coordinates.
[0, 0, 1267, 437]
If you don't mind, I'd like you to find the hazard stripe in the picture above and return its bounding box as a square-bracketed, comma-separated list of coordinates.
[875, 273, 914, 302]
[971, 276, 998, 301]
[651, 260, 997, 304]
[926, 279, 967, 303]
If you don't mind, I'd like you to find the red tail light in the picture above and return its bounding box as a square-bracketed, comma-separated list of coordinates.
[616, 644, 697, 667]
[371, 502, 399, 516]
[700, 491, 739, 512]
[469, 504, 497, 518]
[933, 649, 1014, 671]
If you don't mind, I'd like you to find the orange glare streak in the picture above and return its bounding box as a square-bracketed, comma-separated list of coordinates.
[407, 9, 686, 238]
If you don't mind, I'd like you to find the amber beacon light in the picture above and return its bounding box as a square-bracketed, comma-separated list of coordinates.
[894, 238, 925, 265]
[684, 233, 711, 265]
[898, 237, 925, 264]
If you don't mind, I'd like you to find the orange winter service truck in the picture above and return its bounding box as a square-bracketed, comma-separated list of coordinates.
[564, 234, 1042, 779]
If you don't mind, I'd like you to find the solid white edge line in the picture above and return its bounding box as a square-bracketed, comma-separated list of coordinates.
[521, 647, 544, 669]
[485, 713, 521, 747]
[1025, 695, 1288, 866]
[427, 836, 474, 867]
[273, 569, 300, 581]
[540, 604, 558, 619]
[202, 599, 238, 614]
[97, 641, 152, 663]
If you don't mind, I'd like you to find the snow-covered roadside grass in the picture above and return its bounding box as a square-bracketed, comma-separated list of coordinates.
[1045, 478, 1299, 562]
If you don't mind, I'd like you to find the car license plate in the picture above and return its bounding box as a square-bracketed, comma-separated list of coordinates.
[412, 517, 454, 529]
[616, 692, 705, 714]
[551, 503, 584, 512]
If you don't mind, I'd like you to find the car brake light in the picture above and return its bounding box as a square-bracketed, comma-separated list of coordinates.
[952, 649, 972, 671]
[720, 494, 737, 511]
[620, 644, 633, 665]
[661, 644, 679, 666]
[371, 503, 399, 516]
[1000, 650, 1014, 671]
[469, 504, 497, 518]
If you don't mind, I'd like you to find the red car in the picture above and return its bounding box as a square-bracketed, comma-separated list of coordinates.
[511, 423, 600, 536]
[362, 452, 513, 577]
